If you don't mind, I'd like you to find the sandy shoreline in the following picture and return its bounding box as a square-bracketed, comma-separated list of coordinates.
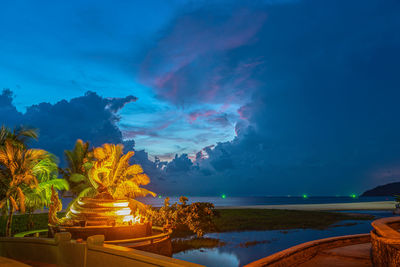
[216, 201, 396, 211]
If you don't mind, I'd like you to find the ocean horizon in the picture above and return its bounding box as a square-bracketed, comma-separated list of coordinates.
[60, 195, 394, 210]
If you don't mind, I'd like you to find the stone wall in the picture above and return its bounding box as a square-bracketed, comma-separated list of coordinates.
[371, 217, 400, 267]
[244, 233, 370, 267]
[0, 233, 202, 267]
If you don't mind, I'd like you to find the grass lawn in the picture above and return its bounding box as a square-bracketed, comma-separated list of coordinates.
[213, 209, 373, 232]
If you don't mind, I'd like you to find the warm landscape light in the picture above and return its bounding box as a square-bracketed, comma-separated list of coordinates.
[112, 202, 129, 207]
[115, 208, 132, 216]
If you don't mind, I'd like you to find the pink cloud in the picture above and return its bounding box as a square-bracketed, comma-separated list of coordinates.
[140, 8, 267, 105]
[188, 110, 218, 122]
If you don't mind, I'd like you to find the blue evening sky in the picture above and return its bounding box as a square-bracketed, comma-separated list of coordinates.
[0, 0, 237, 160]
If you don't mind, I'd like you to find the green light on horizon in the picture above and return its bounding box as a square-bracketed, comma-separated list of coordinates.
[158, 195, 162, 199]
[302, 194, 308, 199]
[350, 194, 357, 198]
[221, 194, 227, 199]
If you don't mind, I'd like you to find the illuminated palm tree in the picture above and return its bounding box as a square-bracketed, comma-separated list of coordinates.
[88, 143, 156, 210]
[24, 156, 69, 228]
[61, 139, 93, 197]
[0, 140, 50, 236]
[0, 125, 38, 148]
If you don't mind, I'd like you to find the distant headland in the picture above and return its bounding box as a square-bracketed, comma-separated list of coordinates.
[361, 182, 400, 197]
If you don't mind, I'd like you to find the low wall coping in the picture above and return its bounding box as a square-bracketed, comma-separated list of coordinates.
[371, 217, 400, 239]
[245, 233, 370, 267]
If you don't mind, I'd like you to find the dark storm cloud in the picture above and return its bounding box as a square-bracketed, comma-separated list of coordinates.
[140, 6, 267, 106]
[0, 89, 23, 125]
[0, 89, 136, 162]
[146, 0, 400, 196]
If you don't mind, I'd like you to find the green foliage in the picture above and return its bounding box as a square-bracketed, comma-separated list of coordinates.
[61, 139, 93, 196]
[148, 197, 218, 237]
[0, 212, 66, 236]
[0, 124, 68, 235]
[24, 156, 69, 212]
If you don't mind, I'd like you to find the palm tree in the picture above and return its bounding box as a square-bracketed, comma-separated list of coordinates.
[87, 143, 156, 211]
[60, 139, 93, 197]
[23, 156, 69, 229]
[0, 140, 50, 236]
[0, 125, 38, 148]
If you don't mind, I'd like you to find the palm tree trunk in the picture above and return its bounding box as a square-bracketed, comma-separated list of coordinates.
[6, 206, 14, 237]
[27, 210, 34, 230]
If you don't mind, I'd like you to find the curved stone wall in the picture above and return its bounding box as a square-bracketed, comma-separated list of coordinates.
[244, 233, 370, 267]
[371, 217, 400, 267]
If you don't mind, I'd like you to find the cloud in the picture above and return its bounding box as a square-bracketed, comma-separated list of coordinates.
[0, 89, 23, 125]
[2, 0, 400, 196]
[140, 6, 267, 106]
[144, 0, 400, 196]
[1, 89, 137, 162]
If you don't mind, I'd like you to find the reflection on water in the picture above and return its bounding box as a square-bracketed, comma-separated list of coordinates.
[175, 249, 240, 267]
[173, 211, 395, 267]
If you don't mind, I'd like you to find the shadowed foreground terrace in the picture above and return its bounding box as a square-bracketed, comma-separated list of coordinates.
[245, 216, 400, 267]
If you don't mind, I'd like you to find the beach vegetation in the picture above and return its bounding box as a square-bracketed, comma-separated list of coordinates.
[149, 196, 218, 237]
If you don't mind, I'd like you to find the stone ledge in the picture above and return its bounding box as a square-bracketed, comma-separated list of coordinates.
[371, 216, 400, 266]
[371, 217, 400, 239]
[244, 233, 370, 267]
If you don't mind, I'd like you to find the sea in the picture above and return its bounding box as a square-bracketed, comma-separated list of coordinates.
[136, 195, 394, 207]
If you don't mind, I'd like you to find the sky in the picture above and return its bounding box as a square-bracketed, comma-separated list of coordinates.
[1, 0, 400, 196]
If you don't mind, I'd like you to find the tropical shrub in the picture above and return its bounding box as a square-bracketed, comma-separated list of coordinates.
[148, 197, 218, 237]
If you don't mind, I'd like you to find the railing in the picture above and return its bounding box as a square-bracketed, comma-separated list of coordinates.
[1, 232, 203, 267]
[14, 229, 48, 238]
[104, 226, 172, 244]
[14, 226, 170, 244]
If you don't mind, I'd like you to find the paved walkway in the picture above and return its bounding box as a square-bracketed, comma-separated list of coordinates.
[298, 243, 372, 267]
